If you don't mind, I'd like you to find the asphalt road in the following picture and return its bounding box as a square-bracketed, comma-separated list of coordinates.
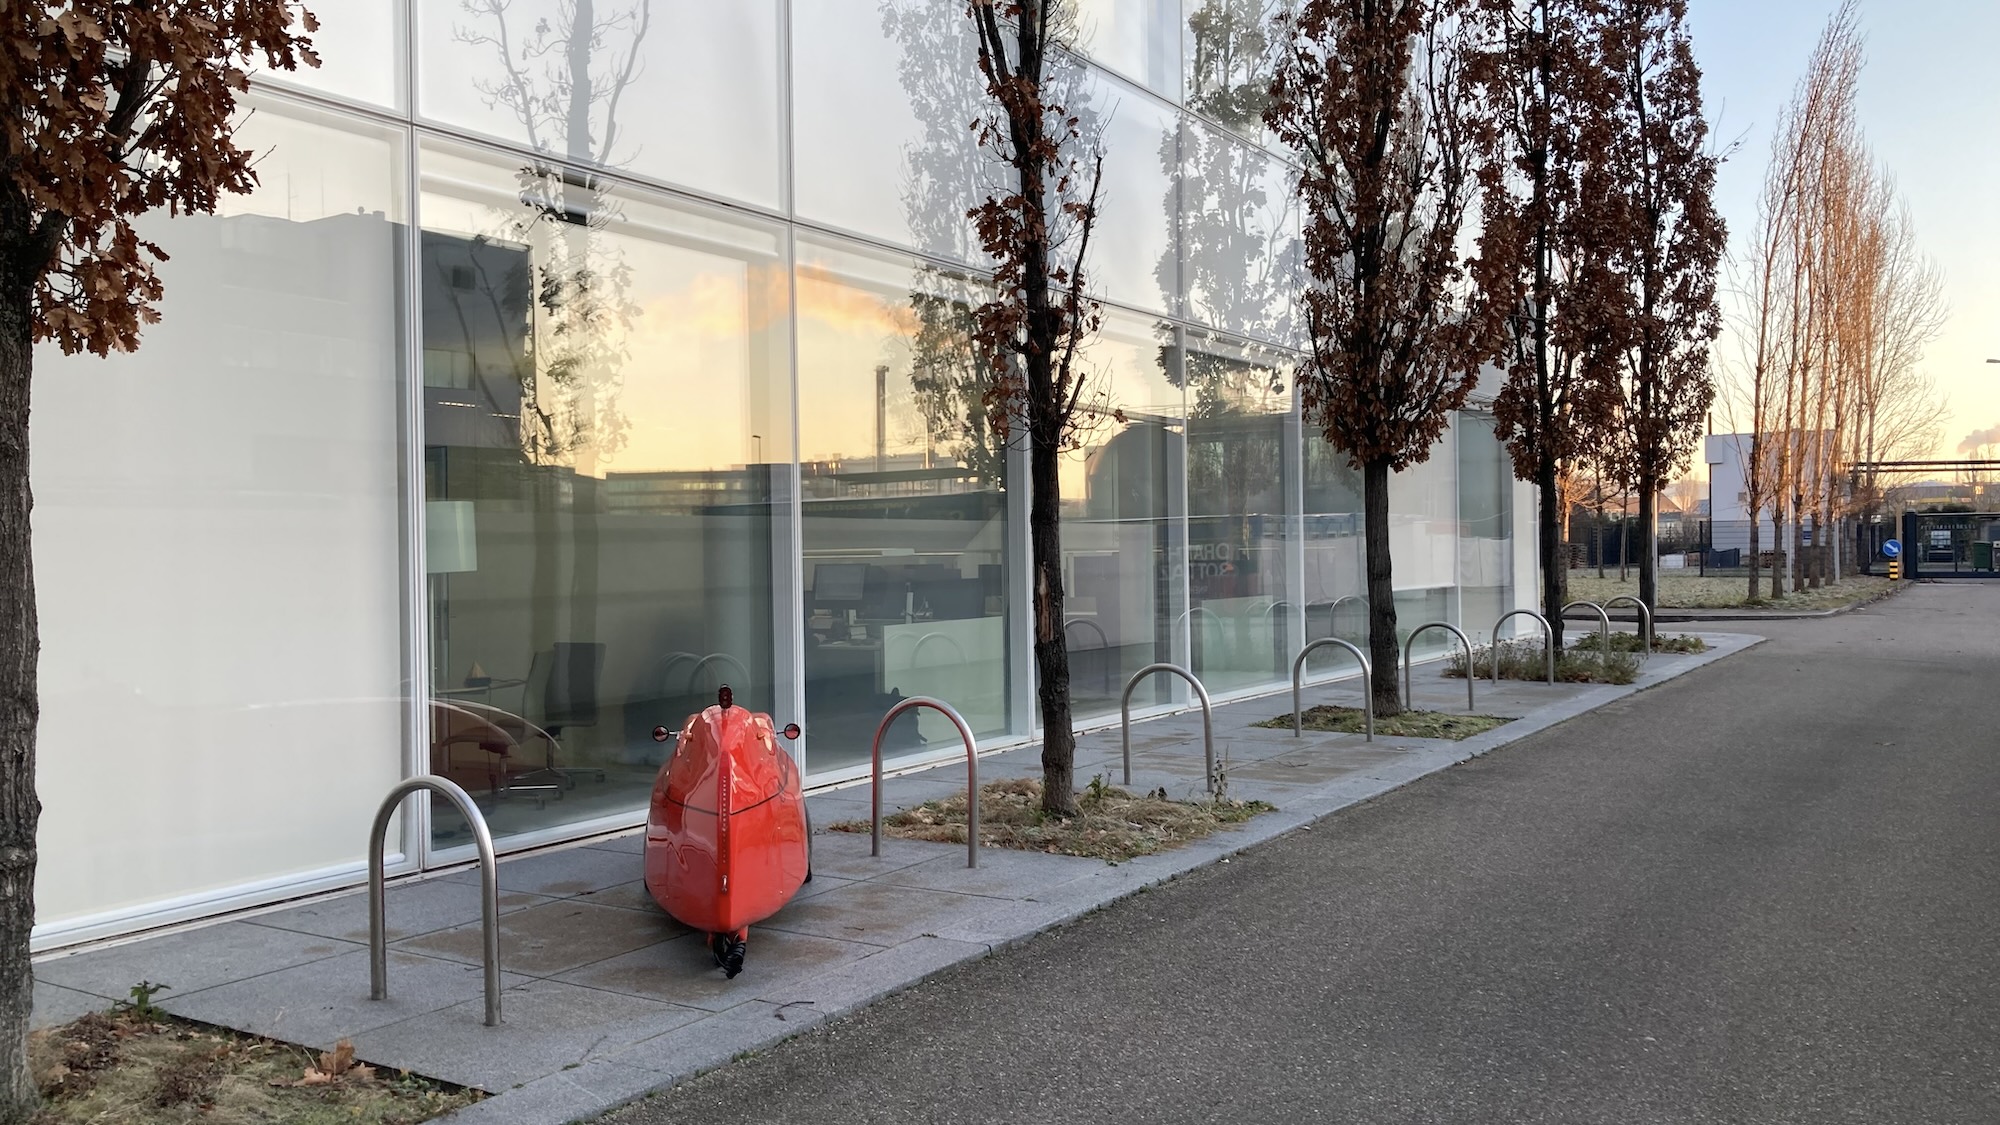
[604, 582, 2000, 1125]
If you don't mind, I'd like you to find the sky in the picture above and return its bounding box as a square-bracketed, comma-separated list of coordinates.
[1685, 0, 2000, 461]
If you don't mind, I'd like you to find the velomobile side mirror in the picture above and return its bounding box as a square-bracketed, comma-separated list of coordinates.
[782, 723, 801, 740]
[651, 725, 672, 743]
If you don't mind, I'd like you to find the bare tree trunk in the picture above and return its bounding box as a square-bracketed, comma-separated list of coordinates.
[0, 284, 40, 1124]
[1770, 497, 1786, 599]
[1747, 500, 1763, 601]
[1538, 458, 1565, 648]
[1363, 458, 1402, 717]
[1800, 488, 1816, 592]
[1029, 424, 1077, 815]
[1637, 472, 1658, 643]
[1595, 480, 1606, 578]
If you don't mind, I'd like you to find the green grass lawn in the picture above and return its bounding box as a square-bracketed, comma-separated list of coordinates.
[1565, 572, 1894, 611]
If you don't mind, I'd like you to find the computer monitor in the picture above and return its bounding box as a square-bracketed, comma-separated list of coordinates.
[813, 562, 869, 604]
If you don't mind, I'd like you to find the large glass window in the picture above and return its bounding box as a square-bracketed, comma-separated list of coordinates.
[1061, 311, 1186, 720]
[791, 0, 1020, 266]
[1393, 421, 1461, 661]
[417, 1, 782, 209]
[1458, 411, 1515, 640]
[33, 101, 407, 934]
[796, 237, 1015, 778]
[1302, 438, 1365, 647]
[1183, 0, 1286, 148]
[1081, 69, 1182, 316]
[1071, 0, 1184, 98]
[419, 141, 790, 849]
[1184, 331, 1293, 694]
[1181, 116, 1299, 343]
[262, 0, 403, 109]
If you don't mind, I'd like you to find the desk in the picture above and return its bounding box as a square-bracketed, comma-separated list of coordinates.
[435, 678, 528, 712]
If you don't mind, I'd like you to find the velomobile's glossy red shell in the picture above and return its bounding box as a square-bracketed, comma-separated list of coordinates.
[644, 704, 808, 935]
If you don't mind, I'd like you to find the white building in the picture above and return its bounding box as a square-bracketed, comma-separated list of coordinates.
[29, 2, 1538, 950]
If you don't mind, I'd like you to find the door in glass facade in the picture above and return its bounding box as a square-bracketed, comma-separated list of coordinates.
[1060, 311, 1187, 721]
[418, 140, 790, 849]
[1184, 331, 1295, 695]
[795, 237, 1016, 778]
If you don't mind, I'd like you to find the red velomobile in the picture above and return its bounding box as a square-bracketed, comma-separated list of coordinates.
[645, 687, 810, 978]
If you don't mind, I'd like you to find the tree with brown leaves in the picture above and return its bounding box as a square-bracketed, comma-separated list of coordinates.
[1592, 0, 1724, 631]
[0, 9, 318, 1116]
[1467, 0, 1623, 647]
[965, 0, 1104, 816]
[1267, 0, 1498, 717]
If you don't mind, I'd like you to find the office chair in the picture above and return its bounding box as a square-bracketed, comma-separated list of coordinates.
[523, 641, 610, 789]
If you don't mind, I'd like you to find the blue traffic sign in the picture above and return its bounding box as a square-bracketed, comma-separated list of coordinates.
[1882, 539, 1902, 559]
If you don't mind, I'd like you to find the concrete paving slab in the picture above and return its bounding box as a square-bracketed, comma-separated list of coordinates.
[252, 879, 555, 944]
[755, 881, 996, 949]
[608, 999, 828, 1078]
[579, 832, 645, 857]
[428, 1060, 665, 1125]
[442, 845, 639, 899]
[748, 935, 989, 1015]
[555, 928, 876, 1013]
[396, 900, 683, 978]
[30, 981, 106, 1030]
[568, 880, 661, 915]
[36, 921, 358, 1000]
[798, 829, 954, 882]
[872, 848, 1106, 900]
[162, 948, 533, 1048]
[348, 979, 705, 1093]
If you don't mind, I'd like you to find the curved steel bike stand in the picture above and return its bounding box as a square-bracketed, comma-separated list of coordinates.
[370, 776, 501, 1027]
[690, 652, 752, 695]
[1064, 618, 1113, 694]
[1403, 622, 1475, 713]
[1601, 596, 1652, 656]
[1490, 609, 1555, 685]
[1120, 663, 1217, 795]
[1290, 638, 1371, 741]
[1562, 600, 1613, 662]
[871, 697, 980, 868]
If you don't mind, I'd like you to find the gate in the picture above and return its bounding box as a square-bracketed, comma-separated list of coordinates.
[1898, 511, 2000, 579]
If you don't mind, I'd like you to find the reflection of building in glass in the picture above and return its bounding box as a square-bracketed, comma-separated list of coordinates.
[26, 3, 1538, 951]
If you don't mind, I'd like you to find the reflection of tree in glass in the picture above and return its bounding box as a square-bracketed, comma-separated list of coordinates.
[1173, 0, 1300, 346]
[882, 0, 1106, 481]
[453, 0, 656, 471]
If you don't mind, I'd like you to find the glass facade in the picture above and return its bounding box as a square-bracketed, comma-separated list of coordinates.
[27, 0, 1525, 945]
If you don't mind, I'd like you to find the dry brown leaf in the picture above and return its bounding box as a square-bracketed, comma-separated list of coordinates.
[318, 1039, 356, 1077]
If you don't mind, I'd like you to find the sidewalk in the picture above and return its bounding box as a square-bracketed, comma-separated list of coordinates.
[31, 632, 1762, 1125]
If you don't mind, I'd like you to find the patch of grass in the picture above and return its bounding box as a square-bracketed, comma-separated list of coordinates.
[827, 776, 1274, 863]
[29, 1010, 480, 1125]
[1567, 631, 1707, 655]
[1441, 640, 1640, 685]
[1566, 572, 1893, 611]
[1253, 705, 1512, 740]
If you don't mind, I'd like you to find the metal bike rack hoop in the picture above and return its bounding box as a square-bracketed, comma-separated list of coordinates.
[1561, 600, 1613, 662]
[910, 632, 967, 666]
[1403, 622, 1476, 713]
[370, 776, 501, 1027]
[1120, 663, 1217, 795]
[1290, 638, 1371, 741]
[872, 697, 980, 868]
[690, 652, 752, 694]
[1490, 609, 1556, 685]
[1064, 618, 1112, 693]
[1601, 596, 1652, 656]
